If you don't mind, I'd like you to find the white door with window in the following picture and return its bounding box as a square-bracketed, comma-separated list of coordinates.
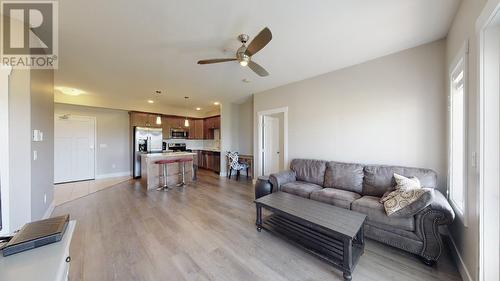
[263, 115, 280, 176]
[54, 115, 95, 183]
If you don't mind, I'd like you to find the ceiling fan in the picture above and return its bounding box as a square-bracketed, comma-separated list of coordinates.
[197, 27, 272, 77]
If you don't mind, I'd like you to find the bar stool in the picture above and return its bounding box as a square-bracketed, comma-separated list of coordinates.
[155, 159, 177, 191]
[176, 158, 192, 187]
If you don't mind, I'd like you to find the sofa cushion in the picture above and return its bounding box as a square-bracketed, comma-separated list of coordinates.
[324, 162, 364, 193]
[310, 188, 361, 209]
[281, 181, 323, 199]
[363, 165, 438, 197]
[290, 159, 327, 186]
[352, 196, 415, 231]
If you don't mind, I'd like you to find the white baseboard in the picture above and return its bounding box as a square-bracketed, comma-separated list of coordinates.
[42, 200, 55, 219]
[95, 171, 131, 179]
[446, 229, 474, 281]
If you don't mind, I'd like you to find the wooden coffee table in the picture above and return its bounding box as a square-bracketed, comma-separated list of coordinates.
[255, 192, 367, 281]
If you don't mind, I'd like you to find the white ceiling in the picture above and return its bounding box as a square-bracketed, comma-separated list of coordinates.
[55, 0, 460, 113]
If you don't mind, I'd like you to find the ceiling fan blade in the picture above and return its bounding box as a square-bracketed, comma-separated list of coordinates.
[248, 61, 269, 77]
[197, 58, 236, 64]
[245, 27, 272, 57]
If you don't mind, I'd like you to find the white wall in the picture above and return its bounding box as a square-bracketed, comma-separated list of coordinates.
[445, 0, 488, 280]
[54, 104, 131, 178]
[253, 40, 448, 190]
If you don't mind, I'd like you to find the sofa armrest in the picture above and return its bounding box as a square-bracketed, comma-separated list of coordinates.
[415, 190, 455, 261]
[390, 189, 433, 217]
[269, 170, 296, 192]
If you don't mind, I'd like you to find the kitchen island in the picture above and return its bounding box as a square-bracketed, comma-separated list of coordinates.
[140, 152, 196, 190]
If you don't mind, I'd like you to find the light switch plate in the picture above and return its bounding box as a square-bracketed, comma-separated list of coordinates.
[32, 129, 43, 142]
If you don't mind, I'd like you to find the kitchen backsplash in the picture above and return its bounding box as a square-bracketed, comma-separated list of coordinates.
[164, 139, 220, 150]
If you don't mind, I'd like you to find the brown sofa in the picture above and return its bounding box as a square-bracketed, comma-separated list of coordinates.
[269, 159, 454, 264]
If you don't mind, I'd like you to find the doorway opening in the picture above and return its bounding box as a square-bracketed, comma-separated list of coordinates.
[477, 2, 500, 281]
[54, 114, 96, 184]
[257, 107, 288, 177]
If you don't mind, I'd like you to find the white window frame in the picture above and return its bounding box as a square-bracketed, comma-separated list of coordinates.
[447, 41, 469, 227]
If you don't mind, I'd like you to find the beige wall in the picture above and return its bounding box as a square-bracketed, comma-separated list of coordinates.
[31, 69, 55, 221]
[446, 0, 488, 280]
[54, 104, 132, 177]
[253, 40, 448, 190]
[8, 69, 32, 231]
[238, 97, 254, 155]
[219, 97, 254, 176]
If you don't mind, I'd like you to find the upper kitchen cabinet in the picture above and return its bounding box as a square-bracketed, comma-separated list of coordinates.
[193, 119, 204, 139]
[162, 116, 182, 137]
[213, 116, 220, 129]
[130, 112, 161, 128]
[187, 119, 195, 139]
[148, 114, 162, 128]
[203, 116, 221, 139]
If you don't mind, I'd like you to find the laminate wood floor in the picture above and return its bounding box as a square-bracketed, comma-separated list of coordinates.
[52, 170, 462, 281]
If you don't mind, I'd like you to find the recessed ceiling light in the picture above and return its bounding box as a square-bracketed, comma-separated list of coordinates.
[196, 107, 201, 111]
[213, 102, 220, 105]
[147, 100, 154, 104]
[55, 86, 86, 96]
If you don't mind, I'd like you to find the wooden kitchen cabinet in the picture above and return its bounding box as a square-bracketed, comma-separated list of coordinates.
[130, 112, 149, 127]
[130, 112, 220, 140]
[130, 112, 161, 127]
[213, 152, 220, 172]
[162, 117, 182, 136]
[193, 119, 204, 139]
[199, 151, 220, 173]
[203, 116, 221, 139]
[213, 116, 220, 129]
[148, 114, 162, 128]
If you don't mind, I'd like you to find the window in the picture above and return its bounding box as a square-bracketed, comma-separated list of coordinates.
[448, 43, 468, 224]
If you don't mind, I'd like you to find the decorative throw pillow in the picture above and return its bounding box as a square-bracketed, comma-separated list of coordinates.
[383, 189, 429, 216]
[381, 173, 427, 216]
[380, 173, 422, 204]
[393, 173, 421, 191]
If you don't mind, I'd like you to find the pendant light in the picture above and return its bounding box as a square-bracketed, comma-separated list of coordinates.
[156, 116, 162, 125]
[184, 97, 190, 127]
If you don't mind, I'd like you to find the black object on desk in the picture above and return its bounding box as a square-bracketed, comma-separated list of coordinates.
[2, 214, 69, 256]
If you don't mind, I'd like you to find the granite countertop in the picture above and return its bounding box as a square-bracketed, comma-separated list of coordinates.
[189, 148, 221, 152]
[141, 152, 196, 158]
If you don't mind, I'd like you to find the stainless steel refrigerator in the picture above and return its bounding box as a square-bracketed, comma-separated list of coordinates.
[133, 127, 163, 178]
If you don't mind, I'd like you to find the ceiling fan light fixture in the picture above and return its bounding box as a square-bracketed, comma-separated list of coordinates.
[197, 27, 271, 77]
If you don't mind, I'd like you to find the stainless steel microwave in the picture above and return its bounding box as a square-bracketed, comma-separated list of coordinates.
[170, 128, 188, 139]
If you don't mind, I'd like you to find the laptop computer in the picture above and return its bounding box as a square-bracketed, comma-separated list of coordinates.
[1, 214, 69, 256]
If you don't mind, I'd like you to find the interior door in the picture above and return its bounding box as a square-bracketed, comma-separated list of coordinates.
[263, 115, 280, 176]
[54, 115, 95, 183]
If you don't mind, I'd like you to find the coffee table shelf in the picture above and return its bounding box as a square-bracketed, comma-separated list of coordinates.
[255, 192, 366, 281]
